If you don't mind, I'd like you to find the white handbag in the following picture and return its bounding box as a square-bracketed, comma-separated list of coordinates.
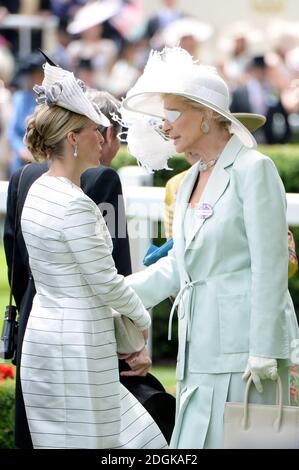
[224, 375, 299, 449]
[113, 314, 145, 354]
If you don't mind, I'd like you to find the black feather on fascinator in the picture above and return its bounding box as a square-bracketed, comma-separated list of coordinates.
[38, 49, 58, 67]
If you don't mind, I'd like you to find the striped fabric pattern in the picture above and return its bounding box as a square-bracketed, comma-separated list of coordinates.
[20, 175, 167, 449]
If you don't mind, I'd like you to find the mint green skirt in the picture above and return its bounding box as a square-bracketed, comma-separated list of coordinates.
[170, 365, 290, 449]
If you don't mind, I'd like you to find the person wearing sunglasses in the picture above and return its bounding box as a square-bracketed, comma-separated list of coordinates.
[121, 47, 299, 449]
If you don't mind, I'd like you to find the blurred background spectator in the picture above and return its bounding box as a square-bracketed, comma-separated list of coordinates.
[104, 39, 142, 98]
[0, 0, 51, 56]
[48, 0, 85, 22]
[159, 17, 213, 62]
[1, 0, 299, 178]
[48, 18, 72, 69]
[7, 53, 44, 176]
[144, 0, 184, 44]
[66, 0, 119, 89]
[0, 70, 12, 180]
[230, 55, 290, 144]
[216, 21, 266, 88]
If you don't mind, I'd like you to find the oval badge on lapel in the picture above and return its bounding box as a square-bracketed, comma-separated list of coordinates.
[197, 203, 213, 220]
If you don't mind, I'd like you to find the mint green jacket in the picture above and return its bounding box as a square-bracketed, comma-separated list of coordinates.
[127, 135, 299, 380]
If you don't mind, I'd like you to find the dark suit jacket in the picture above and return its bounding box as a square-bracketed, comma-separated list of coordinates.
[3, 162, 132, 448]
[230, 85, 290, 144]
[145, 11, 184, 39]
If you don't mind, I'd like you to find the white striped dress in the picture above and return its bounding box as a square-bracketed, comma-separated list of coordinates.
[20, 174, 167, 449]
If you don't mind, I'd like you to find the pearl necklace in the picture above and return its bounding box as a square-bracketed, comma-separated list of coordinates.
[198, 153, 220, 172]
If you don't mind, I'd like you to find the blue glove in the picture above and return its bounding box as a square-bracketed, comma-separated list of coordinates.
[143, 239, 174, 266]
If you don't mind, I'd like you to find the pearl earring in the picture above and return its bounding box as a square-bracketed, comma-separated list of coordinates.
[201, 121, 210, 134]
[73, 144, 78, 158]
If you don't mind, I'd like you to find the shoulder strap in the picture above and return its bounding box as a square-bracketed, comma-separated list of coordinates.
[8, 164, 31, 307]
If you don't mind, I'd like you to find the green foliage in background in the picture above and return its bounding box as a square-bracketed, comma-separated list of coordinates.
[111, 147, 137, 171]
[0, 379, 15, 449]
[112, 144, 299, 190]
[259, 145, 299, 193]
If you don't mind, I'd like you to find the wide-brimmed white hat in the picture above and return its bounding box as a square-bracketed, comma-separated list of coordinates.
[218, 20, 266, 54]
[67, 0, 120, 35]
[123, 47, 265, 148]
[33, 62, 110, 127]
[162, 18, 213, 47]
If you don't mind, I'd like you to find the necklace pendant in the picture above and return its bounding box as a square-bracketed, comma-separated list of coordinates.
[198, 160, 209, 171]
[198, 156, 219, 172]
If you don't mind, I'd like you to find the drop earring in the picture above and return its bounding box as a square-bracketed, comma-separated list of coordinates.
[201, 121, 210, 134]
[73, 144, 78, 158]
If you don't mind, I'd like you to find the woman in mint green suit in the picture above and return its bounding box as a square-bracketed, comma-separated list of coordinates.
[122, 47, 299, 448]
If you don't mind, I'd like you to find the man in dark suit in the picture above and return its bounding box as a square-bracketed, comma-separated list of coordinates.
[230, 55, 290, 144]
[144, 0, 183, 40]
[3, 91, 149, 448]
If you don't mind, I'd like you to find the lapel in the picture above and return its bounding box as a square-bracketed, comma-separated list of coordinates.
[184, 136, 244, 252]
[173, 163, 199, 264]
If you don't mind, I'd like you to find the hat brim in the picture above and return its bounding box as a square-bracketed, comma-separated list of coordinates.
[67, 0, 119, 35]
[162, 19, 213, 46]
[232, 113, 266, 132]
[123, 91, 261, 148]
[218, 21, 265, 53]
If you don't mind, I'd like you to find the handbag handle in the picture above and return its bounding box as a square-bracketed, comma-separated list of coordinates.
[242, 375, 283, 432]
[8, 164, 30, 307]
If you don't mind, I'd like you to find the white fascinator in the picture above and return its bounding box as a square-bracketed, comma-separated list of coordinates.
[33, 62, 110, 127]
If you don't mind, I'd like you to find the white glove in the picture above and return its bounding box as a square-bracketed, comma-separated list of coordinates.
[242, 356, 278, 393]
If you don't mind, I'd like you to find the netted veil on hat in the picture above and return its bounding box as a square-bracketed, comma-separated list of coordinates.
[123, 47, 266, 148]
[33, 62, 110, 127]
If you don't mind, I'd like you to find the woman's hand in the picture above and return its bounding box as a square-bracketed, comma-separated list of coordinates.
[242, 356, 278, 393]
[119, 347, 152, 377]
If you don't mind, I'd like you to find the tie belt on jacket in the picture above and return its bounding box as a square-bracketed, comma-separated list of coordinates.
[168, 279, 205, 342]
[167, 268, 250, 343]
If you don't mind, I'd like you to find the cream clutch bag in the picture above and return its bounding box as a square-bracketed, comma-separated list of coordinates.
[224, 375, 299, 449]
[113, 314, 145, 354]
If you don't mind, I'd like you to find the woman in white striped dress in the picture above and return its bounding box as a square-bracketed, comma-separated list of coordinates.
[19, 62, 167, 449]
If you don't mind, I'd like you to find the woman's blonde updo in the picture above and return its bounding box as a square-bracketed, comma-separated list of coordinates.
[24, 104, 91, 161]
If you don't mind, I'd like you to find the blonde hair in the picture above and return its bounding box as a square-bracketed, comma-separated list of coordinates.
[23, 104, 91, 161]
[162, 94, 231, 132]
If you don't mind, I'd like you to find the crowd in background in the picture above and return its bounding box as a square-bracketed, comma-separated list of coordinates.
[1, 0, 299, 179]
